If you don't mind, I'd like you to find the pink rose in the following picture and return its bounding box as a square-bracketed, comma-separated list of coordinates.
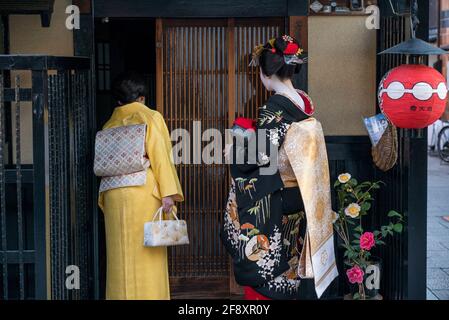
[360, 232, 375, 251]
[346, 265, 364, 284]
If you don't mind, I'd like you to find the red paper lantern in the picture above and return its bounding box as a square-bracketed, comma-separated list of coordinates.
[378, 64, 448, 129]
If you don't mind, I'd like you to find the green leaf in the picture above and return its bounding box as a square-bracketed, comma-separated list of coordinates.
[373, 230, 380, 237]
[349, 178, 358, 186]
[352, 293, 360, 300]
[346, 219, 356, 225]
[393, 223, 403, 233]
[354, 233, 361, 239]
[344, 260, 353, 267]
[376, 240, 386, 245]
[388, 210, 402, 218]
[354, 226, 363, 233]
[359, 182, 371, 188]
[361, 202, 371, 211]
[334, 180, 341, 187]
[338, 190, 346, 205]
[348, 252, 359, 259]
[352, 239, 360, 244]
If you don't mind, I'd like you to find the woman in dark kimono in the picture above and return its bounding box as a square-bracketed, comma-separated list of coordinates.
[221, 35, 337, 300]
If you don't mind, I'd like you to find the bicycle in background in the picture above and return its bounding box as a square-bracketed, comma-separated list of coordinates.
[437, 120, 449, 163]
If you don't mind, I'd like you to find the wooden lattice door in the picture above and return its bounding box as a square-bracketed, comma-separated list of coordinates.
[156, 18, 284, 299]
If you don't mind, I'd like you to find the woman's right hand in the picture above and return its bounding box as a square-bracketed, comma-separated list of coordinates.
[162, 196, 175, 213]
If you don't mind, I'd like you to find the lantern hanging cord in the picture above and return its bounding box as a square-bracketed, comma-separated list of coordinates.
[388, 0, 408, 15]
[410, 0, 419, 39]
[388, 0, 419, 38]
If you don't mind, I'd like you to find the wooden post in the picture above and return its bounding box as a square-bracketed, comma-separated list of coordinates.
[289, 16, 308, 53]
[289, 16, 308, 91]
[156, 19, 164, 114]
[227, 18, 236, 128]
[226, 18, 243, 297]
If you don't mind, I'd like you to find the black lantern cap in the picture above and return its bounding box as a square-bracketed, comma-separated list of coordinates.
[378, 37, 449, 56]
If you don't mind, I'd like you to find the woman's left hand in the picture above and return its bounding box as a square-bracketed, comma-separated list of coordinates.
[223, 143, 233, 160]
[162, 196, 175, 213]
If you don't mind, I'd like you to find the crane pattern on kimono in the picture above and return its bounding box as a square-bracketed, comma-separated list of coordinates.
[222, 186, 278, 265]
[222, 181, 305, 294]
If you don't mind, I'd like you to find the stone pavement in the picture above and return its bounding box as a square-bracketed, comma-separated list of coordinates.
[427, 154, 449, 300]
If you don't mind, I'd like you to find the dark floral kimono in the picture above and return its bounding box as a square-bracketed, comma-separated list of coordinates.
[221, 91, 318, 300]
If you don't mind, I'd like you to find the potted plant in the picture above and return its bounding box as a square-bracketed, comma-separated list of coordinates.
[333, 173, 404, 300]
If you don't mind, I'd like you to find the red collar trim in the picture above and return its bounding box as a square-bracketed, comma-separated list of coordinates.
[276, 90, 315, 116]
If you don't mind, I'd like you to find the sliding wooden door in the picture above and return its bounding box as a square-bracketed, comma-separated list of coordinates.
[156, 18, 284, 299]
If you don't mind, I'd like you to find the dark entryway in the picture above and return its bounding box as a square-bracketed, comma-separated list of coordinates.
[94, 18, 157, 128]
[94, 18, 157, 299]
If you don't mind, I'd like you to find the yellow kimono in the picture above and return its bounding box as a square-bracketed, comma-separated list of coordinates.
[98, 102, 184, 300]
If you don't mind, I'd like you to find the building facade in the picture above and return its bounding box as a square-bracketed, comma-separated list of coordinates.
[0, 0, 433, 300]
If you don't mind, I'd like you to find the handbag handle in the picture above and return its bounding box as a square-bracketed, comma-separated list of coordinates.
[152, 206, 179, 224]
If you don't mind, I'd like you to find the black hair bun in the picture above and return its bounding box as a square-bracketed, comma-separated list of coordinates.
[259, 35, 302, 80]
[112, 72, 147, 105]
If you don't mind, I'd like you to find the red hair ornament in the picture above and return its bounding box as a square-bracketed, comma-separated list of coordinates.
[283, 43, 299, 55]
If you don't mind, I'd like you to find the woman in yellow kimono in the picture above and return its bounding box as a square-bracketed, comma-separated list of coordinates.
[98, 73, 184, 300]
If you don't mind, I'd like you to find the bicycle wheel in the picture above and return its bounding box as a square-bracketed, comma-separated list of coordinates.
[437, 126, 449, 163]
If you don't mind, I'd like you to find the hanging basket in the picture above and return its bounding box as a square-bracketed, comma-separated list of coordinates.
[372, 122, 398, 172]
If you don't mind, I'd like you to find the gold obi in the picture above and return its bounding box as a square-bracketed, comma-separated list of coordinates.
[278, 145, 298, 188]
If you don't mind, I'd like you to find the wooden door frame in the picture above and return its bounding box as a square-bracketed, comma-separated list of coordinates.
[155, 17, 298, 298]
[93, 0, 308, 18]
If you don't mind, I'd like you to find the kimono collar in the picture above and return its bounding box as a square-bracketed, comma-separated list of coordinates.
[112, 102, 147, 116]
[275, 89, 315, 116]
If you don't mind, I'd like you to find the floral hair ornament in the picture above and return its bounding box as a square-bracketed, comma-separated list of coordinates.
[249, 38, 277, 67]
[281, 35, 307, 65]
[249, 44, 265, 67]
[249, 35, 307, 67]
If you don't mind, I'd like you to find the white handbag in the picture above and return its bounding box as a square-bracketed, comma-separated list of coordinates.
[144, 207, 189, 247]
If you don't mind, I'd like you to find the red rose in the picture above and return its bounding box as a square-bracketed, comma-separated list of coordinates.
[360, 232, 375, 251]
[346, 265, 364, 284]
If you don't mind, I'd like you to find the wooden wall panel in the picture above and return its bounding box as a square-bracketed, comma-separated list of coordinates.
[308, 16, 377, 136]
[234, 19, 284, 120]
